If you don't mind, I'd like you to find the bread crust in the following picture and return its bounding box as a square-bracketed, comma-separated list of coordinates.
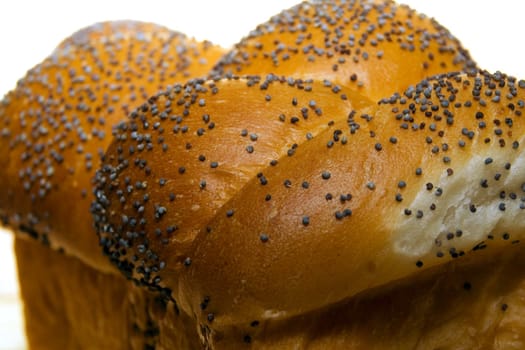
[0, 21, 224, 272]
[212, 0, 477, 101]
[3, 1, 525, 349]
[94, 70, 525, 346]
[15, 237, 202, 350]
[207, 244, 525, 349]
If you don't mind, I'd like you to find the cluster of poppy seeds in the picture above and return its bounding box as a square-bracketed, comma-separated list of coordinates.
[0, 21, 222, 251]
[212, 0, 476, 100]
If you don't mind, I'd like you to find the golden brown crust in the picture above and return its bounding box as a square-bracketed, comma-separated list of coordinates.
[0, 21, 225, 272]
[212, 0, 477, 101]
[15, 237, 202, 350]
[93, 75, 372, 295]
[4, 3, 525, 349]
[94, 70, 525, 346]
[16, 235, 525, 349]
[16, 237, 132, 349]
[211, 244, 525, 349]
[184, 71, 525, 330]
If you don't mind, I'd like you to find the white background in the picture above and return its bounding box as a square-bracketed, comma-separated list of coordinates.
[0, 1, 524, 349]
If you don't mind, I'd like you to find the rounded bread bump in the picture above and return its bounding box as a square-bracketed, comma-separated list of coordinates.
[212, 0, 477, 101]
[0, 20, 225, 272]
[93, 74, 373, 304]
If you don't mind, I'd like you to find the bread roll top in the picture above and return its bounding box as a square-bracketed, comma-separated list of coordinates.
[0, 20, 224, 272]
[212, 0, 477, 101]
[93, 74, 372, 290]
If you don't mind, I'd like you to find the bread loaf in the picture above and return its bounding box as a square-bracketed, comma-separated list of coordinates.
[3, 0, 525, 349]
